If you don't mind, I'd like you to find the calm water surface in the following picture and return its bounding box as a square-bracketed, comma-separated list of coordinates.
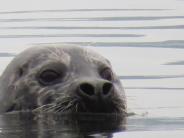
[0, 0, 184, 137]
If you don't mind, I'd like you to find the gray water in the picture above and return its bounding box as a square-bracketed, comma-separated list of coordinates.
[1, 113, 184, 138]
[0, 0, 184, 137]
[0, 112, 126, 138]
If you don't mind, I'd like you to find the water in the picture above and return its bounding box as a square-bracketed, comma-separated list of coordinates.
[0, 112, 126, 138]
[0, 0, 184, 137]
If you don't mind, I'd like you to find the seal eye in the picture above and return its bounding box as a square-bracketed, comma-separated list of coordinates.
[100, 68, 113, 81]
[39, 70, 61, 85]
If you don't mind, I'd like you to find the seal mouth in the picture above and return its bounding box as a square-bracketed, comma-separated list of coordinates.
[34, 95, 125, 114]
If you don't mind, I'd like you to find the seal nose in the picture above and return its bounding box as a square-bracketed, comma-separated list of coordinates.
[79, 83, 95, 96]
[102, 82, 113, 95]
[78, 81, 113, 101]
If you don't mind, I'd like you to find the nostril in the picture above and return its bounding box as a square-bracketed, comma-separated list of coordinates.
[79, 83, 95, 96]
[102, 82, 113, 95]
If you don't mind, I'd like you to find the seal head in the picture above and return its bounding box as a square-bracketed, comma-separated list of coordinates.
[0, 46, 126, 114]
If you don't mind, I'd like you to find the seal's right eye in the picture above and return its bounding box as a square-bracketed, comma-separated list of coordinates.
[39, 70, 61, 85]
[100, 68, 114, 81]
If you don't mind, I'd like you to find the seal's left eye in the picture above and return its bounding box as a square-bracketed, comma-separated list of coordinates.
[39, 70, 61, 85]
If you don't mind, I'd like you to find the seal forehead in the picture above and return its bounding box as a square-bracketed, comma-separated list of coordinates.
[45, 47, 71, 66]
[82, 48, 110, 66]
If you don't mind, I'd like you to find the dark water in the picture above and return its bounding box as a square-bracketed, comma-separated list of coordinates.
[1, 113, 184, 137]
[0, 112, 126, 138]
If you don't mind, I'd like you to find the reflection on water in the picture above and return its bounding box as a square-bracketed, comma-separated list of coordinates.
[0, 112, 126, 138]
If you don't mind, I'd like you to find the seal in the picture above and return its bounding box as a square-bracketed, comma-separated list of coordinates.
[0, 45, 126, 114]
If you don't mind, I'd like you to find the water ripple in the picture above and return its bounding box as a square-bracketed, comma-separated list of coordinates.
[0, 9, 171, 14]
[40, 40, 184, 49]
[0, 52, 15, 57]
[119, 75, 184, 80]
[164, 61, 184, 65]
[1, 25, 184, 30]
[125, 87, 184, 90]
[0, 34, 144, 38]
[0, 16, 184, 22]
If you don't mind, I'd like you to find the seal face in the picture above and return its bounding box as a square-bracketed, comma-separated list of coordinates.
[0, 46, 126, 114]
